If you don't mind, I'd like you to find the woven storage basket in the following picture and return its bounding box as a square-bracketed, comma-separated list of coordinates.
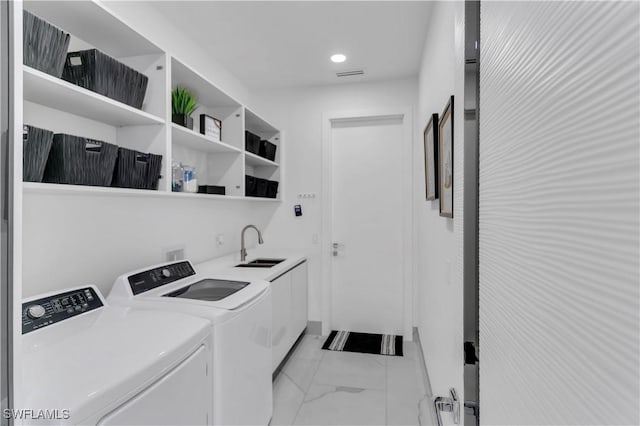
[256, 178, 269, 197]
[245, 175, 257, 197]
[43, 134, 118, 186]
[62, 49, 149, 109]
[23, 11, 70, 77]
[111, 148, 162, 190]
[259, 140, 277, 161]
[23, 125, 54, 182]
[266, 180, 279, 199]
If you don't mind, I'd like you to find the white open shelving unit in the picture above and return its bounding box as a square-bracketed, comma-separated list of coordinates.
[21, 0, 283, 201]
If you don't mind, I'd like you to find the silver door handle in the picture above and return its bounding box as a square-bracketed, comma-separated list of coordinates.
[332, 243, 344, 257]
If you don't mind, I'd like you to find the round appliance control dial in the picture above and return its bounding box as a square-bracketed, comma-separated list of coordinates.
[27, 304, 46, 319]
[161, 268, 171, 278]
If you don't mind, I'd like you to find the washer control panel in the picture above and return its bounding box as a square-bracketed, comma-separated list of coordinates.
[22, 287, 103, 334]
[128, 261, 196, 295]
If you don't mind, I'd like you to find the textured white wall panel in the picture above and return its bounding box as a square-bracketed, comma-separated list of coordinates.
[480, 2, 639, 425]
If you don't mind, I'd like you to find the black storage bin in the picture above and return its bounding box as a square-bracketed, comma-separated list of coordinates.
[43, 134, 118, 186]
[112, 148, 162, 190]
[259, 140, 277, 161]
[23, 11, 70, 77]
[256, 178, 269, 197]
[245, 131, 260, 155]
[266, 180, 279, 199]
[245, 175, 257, 197]
[62, 49, 149, 109]
[23, 125, 54, 182]
[198, 185, 226, 195]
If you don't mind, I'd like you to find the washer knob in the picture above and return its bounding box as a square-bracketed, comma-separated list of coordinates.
[161, 268, 171, 278]
[27, 304, 46, 319]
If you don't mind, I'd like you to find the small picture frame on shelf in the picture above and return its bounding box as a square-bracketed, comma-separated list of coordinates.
[200, 114, 222, 143]
[423, 113, 439, 201]
[438, 96, 454, 218]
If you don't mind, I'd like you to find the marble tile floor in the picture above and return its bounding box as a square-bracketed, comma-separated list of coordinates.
[271, 335, 434, 426]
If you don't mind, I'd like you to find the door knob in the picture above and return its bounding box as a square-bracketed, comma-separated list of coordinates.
[332, 243, 344, 256]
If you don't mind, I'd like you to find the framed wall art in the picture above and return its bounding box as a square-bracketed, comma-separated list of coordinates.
[200, 114, 222, 143]
[423, 113, 439, 200]
[438, 96, 454, 218]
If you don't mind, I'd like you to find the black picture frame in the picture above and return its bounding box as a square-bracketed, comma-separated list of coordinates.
[423, 113, 439, 200]
[438, 96, 454, 218]
[199, 114, 222, 142]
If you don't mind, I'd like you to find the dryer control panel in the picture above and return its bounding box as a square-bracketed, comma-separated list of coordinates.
[128, 261, 196, 295]
[22, 287, 103, 334]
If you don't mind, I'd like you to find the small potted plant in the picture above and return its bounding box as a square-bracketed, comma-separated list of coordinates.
[172, 86, 197, 130]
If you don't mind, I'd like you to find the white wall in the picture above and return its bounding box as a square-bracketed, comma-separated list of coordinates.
[252, 78, 417, 326]
[21, 1, 273, 297]
[414, 0, 466, 415]
[23, 195, 276, 297]
[479, 1, 639, 424]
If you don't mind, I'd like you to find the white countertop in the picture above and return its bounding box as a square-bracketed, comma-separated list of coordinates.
[194, 249, 307, 282]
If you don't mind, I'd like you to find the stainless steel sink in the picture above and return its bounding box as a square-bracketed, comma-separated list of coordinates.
[235, 258, 285, 268]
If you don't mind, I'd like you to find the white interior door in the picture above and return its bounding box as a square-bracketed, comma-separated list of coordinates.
[330, 116, 405, 336]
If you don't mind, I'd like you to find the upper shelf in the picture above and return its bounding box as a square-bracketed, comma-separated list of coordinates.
[245, 108, 279, 139]
[245, 152, 279, 168]
[172, 58, 240, 109]
[23, 182, 282, 202]
[24, 0, 162, 58]
[171, 123, 242, 154]
[23, 66, 165, 127]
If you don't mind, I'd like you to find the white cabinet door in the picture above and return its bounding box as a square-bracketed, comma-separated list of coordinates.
[291, 262, 308, 340]
[271, 272, 292, 371]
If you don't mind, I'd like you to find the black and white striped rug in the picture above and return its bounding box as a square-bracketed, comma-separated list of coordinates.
[321, 330, 403, 356]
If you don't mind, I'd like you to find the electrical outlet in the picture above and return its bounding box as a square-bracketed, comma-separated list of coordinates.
[297, 193, 317, 199]
[165, 247, 185, 262]
[216, 234, 225, 246]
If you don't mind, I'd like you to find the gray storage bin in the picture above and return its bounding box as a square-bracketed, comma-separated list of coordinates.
[266, 180, 279, 199]
[112, 148, 163, 190]
[23, 125, 54, 182]
[23, 11, 70, 77]
[256, 178, 268, 197]
[62, 49, 149, 109]
[43, 133, 118, 187]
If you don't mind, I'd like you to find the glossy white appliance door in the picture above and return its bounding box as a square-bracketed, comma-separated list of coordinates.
[97, 346, 209, 425]
[331, 117, 405, 335]
[214, 291, 272, 425]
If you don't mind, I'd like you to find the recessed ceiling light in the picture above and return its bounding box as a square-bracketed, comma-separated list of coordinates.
[330, 54, 347, 63]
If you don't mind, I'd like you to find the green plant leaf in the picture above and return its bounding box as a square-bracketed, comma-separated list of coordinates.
[172, 86, 197, 115]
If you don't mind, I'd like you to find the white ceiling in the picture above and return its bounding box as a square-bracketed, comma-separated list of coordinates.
[149, 1, 432, 89]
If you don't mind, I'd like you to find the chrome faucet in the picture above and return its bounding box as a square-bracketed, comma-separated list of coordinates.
[240, 224, 264, 261]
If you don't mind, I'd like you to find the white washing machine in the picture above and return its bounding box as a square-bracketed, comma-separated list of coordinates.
[20, 285, 213, 425]
[108, 260, 272, 426]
